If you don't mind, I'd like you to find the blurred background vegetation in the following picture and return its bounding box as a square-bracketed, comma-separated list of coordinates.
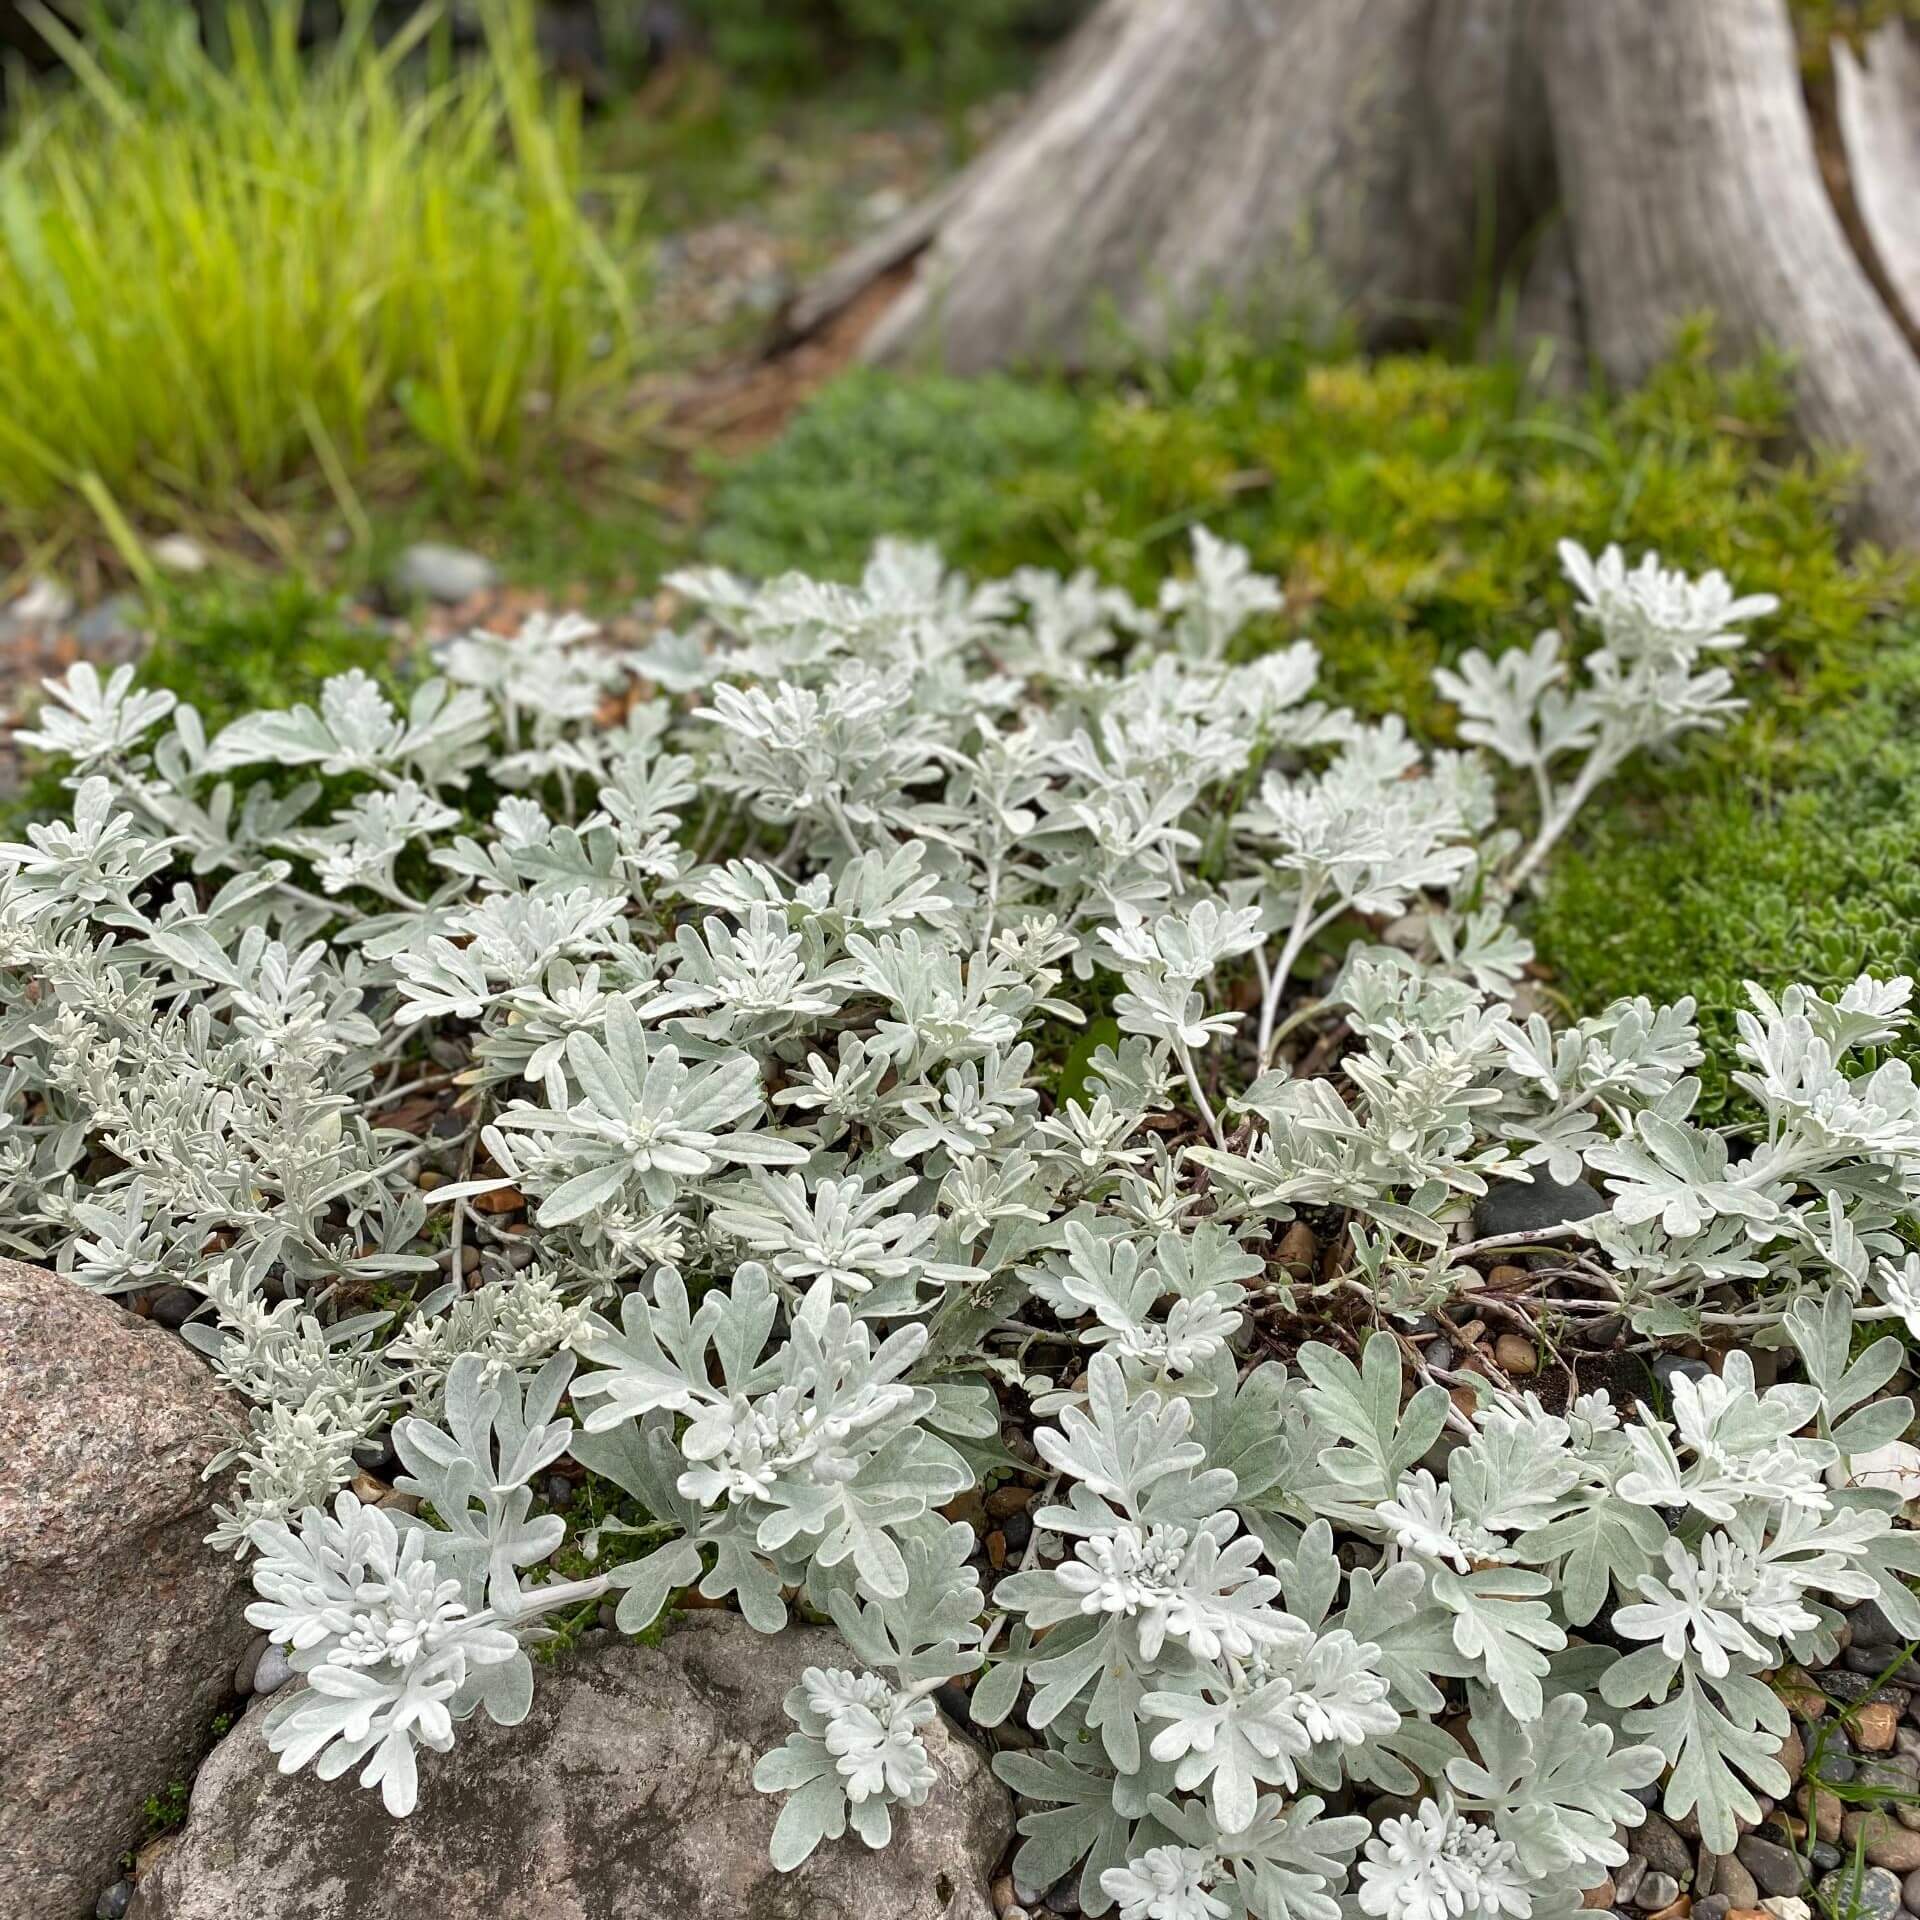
[2, 0, 1916, 1102]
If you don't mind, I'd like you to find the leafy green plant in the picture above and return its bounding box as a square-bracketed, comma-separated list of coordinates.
[0, 0, 637, 561]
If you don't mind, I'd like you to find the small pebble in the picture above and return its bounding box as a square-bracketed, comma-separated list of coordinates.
[1493, 1332, 1537, 1376]
[1617, 1857, 1650, 1903]
[151, 533, 208, 574]
[391, 541, 499, 605]
[1635, 1873, 1680, 1911]
[1852, 1646, 1903, 1675]
[1819, 1865, 1899, 1920]
[1851, 1600, 1901, 1649]
[1708, 1853, 1758, 1907]
[1653, 1353, 1711, 1392]
[545, 1473, 573, 1510]
[1582, 1878, 1617, 1910]
[1775, 1670, 1827, 1719]
[1276, 1221, 1318, 1279]
[233, 1630, 269, 1696]
[353, 1433, 401, 1482]
[147, 1286, 199, 1329]
[1844, 1811, 1920, 1872]
[1796, 1782, 1841, 1843]
[252, 1645, 296, 1696]
[1809, 1844, 1840, 1874]
[1691, 1900, 1729, 1920]
[1760, 1902, 1809, 1920]
[1003, 1511, 1032, 1552]
[95, 1879, 133, 1919]
[1861, 1704, 1904, 1752]
[1637, 1815, 1691, 1879]
[1826, 1671, 1907, 1708]
[1736, 1837, 1803, 1897]
[1901, 1867, 1920, 1912]
[1045, 1873, 1082, 1915]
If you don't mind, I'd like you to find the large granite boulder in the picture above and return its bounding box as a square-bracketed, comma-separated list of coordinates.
[0, 1260, 254, 1919]
[132, 1614, 1015, 1920]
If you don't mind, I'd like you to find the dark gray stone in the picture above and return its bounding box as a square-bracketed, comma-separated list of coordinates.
[1737, 1835, 1806, 1897]
[146, 1286, 199, 1329]
[74, 593, 144, 654]
[1852, 1601, 1902, 1649]
[1637, 1814, 1691, 1879]
[232, 1632, 269, 1697]
[1471, 1175, 1607, 1240]
[1828, 1671, 1909, 1708]
[1653, 1353, 1712, 1394]
[96, 1882, 134, 1920]
[1821, 1865, 1900, 1920]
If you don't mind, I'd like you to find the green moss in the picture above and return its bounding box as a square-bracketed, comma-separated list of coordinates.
[137, 576, 401, 733]
[707, 320, 1920, 1113]
[702, 367, 1093, 581]
[1536, 626, 1920, 1115]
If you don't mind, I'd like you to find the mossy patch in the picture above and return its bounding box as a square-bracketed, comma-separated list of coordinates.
[707, 320, 1920, 1112]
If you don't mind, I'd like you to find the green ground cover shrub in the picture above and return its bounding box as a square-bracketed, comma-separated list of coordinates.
[705, 324, 1920, 1110]
[0, 0, 636, 563]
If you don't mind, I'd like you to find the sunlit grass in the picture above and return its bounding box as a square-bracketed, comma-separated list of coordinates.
[0, 1, 640, 567]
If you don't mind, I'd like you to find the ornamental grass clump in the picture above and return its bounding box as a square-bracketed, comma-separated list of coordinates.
[5, 529, 1918, 1918]
[0, 0, 633, 555]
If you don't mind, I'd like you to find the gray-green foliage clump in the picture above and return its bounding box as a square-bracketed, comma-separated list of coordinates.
[5, 530, 1919, 1918]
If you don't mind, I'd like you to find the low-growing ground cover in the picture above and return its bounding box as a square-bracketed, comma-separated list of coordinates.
[10, 525, 1920, 1920]
[704, 327, 1920, 1112]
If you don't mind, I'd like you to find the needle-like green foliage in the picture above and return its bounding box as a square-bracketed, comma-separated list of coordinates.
[0, 1, 636, 556]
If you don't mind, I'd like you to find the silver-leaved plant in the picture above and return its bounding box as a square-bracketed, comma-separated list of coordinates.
[7, 530, 1913, 1920]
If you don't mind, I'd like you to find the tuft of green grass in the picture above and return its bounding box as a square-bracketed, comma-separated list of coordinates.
[707, 320, 1920, 1112]
[0, 0, 639, 565]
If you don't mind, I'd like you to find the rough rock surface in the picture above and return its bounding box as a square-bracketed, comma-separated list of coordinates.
[132, 1614, 1015, 1920]
[0, 1260, 254, 1920]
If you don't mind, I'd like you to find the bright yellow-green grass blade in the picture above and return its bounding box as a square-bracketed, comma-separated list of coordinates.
[0, 0, 639, 554]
